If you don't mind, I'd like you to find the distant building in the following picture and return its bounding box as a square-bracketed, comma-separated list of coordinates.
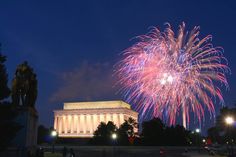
[53, 100, 138, 138]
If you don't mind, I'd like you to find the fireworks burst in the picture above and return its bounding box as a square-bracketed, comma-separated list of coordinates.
[115, 22, 229, 127]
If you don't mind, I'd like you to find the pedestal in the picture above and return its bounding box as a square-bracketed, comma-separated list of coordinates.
[13, 107, 38, 150]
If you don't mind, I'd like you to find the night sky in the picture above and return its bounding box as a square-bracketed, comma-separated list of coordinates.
[0, 0, 235, 133]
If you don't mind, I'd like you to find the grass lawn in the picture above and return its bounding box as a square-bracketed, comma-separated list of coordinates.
[44, 152, 63, 157]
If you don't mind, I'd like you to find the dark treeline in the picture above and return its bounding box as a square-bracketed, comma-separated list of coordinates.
[90, 117, 200, 146]
[37, 117, 203, 146]
[38, 117, 201, 146]
[141, 118, 192, 146]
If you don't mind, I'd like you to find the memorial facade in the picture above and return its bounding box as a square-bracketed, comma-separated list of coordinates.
[53, 100, 138, 138]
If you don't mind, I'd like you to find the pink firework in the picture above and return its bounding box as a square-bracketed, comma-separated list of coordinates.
[115, 22, 229, 127]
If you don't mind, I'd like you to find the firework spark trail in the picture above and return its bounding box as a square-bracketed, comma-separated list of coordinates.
[115, 22, 229, 128]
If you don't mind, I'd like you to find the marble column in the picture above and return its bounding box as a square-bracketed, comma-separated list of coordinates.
[67, 115, 70, 133]
[78, 115, 81, 133]
[54, 116, 57, 130]
[71, 115, 74, 133]
[93, 114, 97, 132]
[65, 115, 68, 134]
[74, 115, 78, 134]
[113, 114, 118, 126]
[119, 114, 124, 125]
[63, 115, 67, 134]
[100, 114, 105, 123]
[61, 116, 64, 134]
[86, 114, 92, 134]
[91, 115, 94, 133]
[106, 113, 111, 123]
[58, 116, 62, 134]
[81, 115, 85, 134]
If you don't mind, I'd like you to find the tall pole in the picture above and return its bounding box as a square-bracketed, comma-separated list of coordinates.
[195, 128, 201, 153]
[111, 133, 117, 157]
[225, 116, 234, 157]
[51, 130, 58, 154]
[52, 140, 55, 153]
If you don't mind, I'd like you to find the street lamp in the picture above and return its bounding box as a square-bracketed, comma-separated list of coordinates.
[202, 139, 206, 146]
[51, 130, 58, 153]
[225, 116, 234, 125]
[195, 128, 200, 133]
[111, 133, 117, 140]
[225, 116, 234, 157]
[194, 128, 201, 152]
[111, 133, 117, 157]
[51, 130, 57, 137]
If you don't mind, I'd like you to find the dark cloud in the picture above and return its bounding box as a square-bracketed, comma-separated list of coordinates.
[49, 61, 120, 102]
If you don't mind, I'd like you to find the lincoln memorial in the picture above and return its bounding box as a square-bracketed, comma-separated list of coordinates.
[53, 100, 138, 138]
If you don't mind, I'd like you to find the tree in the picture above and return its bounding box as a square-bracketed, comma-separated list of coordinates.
[12, 61, 37, 108]
[37, 125, 50, 144]
[91, 121, 117, 145]
[0, 51, 10, 100]
[165, 125, 190, 146]
[141, 117, 165, 145]
[0, 52, 21, 150]
[117, 117, 138, 145]
[141, 117, 192, 146]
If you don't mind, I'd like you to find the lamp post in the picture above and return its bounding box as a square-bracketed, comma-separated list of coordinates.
[195, 128, 200, 133]
[225, 116, 234, 157]
[195, 128, 201, 152]
[202, 139, 206, 145]
[51, 130, 58, 153]
[111, 133, 117, 157]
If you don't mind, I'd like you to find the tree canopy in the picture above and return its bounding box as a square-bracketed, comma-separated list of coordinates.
[117, 117, 138, 145]
[91, 117, 195, 146]
[0, 52, 21, 150]
[0, 52, 10, 100]
[91, 121, 117, 145]
[141, 117, 165, 145]
[37, 125, 50, 144]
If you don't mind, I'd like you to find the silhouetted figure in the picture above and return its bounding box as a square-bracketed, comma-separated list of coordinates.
[40, 147, 44, 157]
[159, 148, 166, 157]
[36, 148, 40, 157]
[36, 147, 44, 157]
[184, 148, 188, 153]
[63, 147, 68, 157]
[102, 149, 106, 157]
[27, 149, 32, 157]
[70, 148, 75, 157]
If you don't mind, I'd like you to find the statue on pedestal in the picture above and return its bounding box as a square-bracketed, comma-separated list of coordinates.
[11, 61, 39, 156]
[12, 61, 38, 109]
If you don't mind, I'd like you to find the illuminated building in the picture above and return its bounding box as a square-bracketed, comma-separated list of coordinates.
[53, 100, 138, 137]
